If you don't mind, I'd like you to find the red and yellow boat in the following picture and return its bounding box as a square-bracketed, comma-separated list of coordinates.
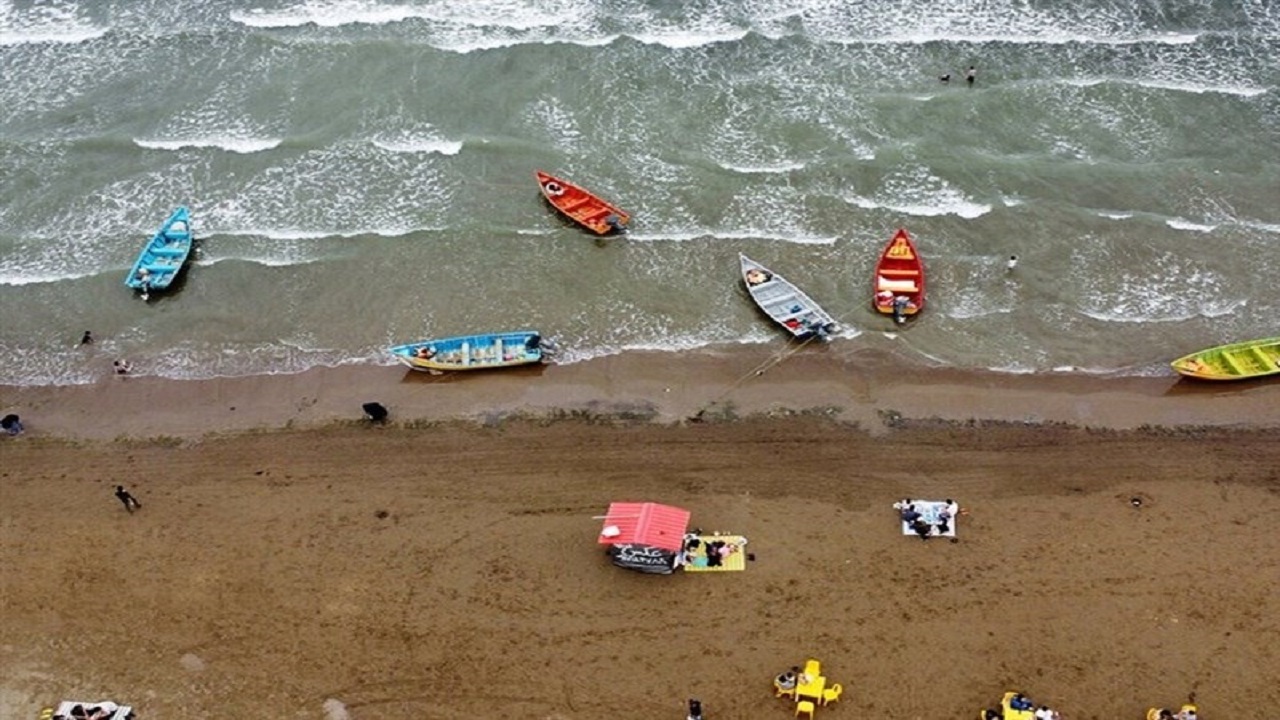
[873, 228, 926, 324]
[536, 170, 629, 235]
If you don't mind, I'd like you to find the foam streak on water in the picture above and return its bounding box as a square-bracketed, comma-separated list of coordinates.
[0, 0, 1277, 385]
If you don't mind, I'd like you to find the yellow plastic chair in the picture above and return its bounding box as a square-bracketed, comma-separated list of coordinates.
[803, 659, 821, 678]
[774, 679, 797, 699]
[821, 682, 843, 706]
[39, 710, 54, 720]
[795, 700, 816, 719]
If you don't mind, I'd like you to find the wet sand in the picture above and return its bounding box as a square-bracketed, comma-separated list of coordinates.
[2, 349, 1279, 719]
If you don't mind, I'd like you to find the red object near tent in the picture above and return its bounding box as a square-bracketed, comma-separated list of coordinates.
[598, 502, 690, 552]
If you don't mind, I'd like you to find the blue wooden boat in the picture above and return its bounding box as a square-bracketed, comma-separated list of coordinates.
[124, 207, 193, 300]
[389, 330, 555, 373]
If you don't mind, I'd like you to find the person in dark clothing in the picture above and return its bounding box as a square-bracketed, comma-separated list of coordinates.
[686, 698, 703, 720]
[939, 73, 951, 83]
[80, 330, 94, 345]
[115, 485, 141, 512]
[911, 517, 932, 540]
[966, 65, 977, 86]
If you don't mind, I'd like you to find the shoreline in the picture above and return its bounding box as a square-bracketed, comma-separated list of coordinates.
[5, 345, 1280, 441]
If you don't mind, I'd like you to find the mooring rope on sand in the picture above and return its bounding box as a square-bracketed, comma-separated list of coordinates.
[690, 302, 874, 422]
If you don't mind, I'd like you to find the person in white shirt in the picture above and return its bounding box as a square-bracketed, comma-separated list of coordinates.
[1033, 706, 1060, 720]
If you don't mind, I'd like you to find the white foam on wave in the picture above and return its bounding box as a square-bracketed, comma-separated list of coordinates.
[134, 137, 283, 154]
[1063, 77, 1267, 98]
[718, 160, 806, 175]
[0, 1, 107, 46]
[1165, 218, 1218, 233]
[553, 328, 862, 366]
[371, 138, 463, 155]
[1097, 211, 1133, 220]
[846, 165, 991, 219]
[625, 229, 837, 246]
[630, 28, 750, 49]
[0, 266, 100, 287]
[854, 31, 1199, 46]
[210, 226, 425, 241]
[231, 0, 573, 31]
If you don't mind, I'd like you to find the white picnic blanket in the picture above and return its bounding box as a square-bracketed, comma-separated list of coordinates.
[894, 499, 958, 537]
[52, 701, 133, 720]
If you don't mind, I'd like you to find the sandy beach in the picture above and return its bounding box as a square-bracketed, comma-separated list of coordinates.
[3, 349, 1280, 720]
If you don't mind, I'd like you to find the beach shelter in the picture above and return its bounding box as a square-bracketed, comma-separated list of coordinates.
[598, 502, 691, 575]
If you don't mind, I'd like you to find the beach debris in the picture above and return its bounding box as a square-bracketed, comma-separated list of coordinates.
[1131, 496, 1143, 508]
[362, 402, 388, 424]
[323, 699, 352, 720]
[180, 653, 206, 672]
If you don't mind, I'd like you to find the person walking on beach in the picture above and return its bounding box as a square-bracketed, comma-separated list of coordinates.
[115, 485, 141, 513]
[80, 330, 94, 345]
[966, 65, 977, 87]
[1007, 255, 1018, 272]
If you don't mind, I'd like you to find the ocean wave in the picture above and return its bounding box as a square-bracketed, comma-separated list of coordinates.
[0, 2, 107, 46]
[1165, 218, 1218, 233]
[207, 226, 424, 241]
[1078, 298, 1245, 324]
[624, 229, 838, 245]
[134, 137, 283, 154]
[1097, 211, 1134, 220]
[230, 0, 572, 30]
[629, 28, 751, 49]
[370, 138, 464, 155]
[847, 194, 991, 220]
[850, 31, 1200, 46]
[718, 160, 806, 175]
[0, 267, 101, 287]
[1063, 77, 1268, 98]
[846, 165, 992, 219]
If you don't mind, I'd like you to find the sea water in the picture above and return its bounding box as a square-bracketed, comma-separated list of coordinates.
[1, 0, 1277, 385]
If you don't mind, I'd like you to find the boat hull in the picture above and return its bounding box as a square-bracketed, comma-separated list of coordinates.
[389, 331, 551, 372]
[873, 228, 925, 323]
[739, 254, 836, 339]
[535, 170, 629, 235]
[124, 207, 193, 297]
[1171, 336, 1280, 380]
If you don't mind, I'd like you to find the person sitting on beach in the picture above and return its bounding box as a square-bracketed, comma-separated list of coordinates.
[776, 666, 800, 689]
[686, 698, 703, 720]
[1034, 706, 1061, 720]
[1177, 708, 1197, 720]
[911, 517, 932, 540]
[113, 359, 133, 375]
[1010, 694, 1034, 711]
[936, 506, 953, 534]
[983, 710, 1001, 720]
[705, 541, 724, 567]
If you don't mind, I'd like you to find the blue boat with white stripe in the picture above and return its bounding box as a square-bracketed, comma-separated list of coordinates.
[124, 207, 193, 300]
[389, 330, 556, 373]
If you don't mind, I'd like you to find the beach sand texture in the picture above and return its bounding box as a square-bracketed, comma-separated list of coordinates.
[3, 353, 1280, 719]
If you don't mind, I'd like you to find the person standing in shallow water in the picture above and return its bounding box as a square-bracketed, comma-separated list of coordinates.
[966, 65, 976, 87]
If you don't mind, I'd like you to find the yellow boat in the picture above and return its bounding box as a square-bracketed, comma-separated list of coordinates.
[1171, 336, 1280, 381]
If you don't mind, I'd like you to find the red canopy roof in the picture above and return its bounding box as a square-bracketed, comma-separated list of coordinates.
[598, 502, 690, 551]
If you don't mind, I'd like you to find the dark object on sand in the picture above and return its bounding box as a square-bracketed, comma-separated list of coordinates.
[362, 402, 389, 423]
[2, 414, 23, 435]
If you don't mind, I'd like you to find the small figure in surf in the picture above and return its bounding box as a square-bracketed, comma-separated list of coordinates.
[939, 73, 951, 83]
[966, 65, 976, 87]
